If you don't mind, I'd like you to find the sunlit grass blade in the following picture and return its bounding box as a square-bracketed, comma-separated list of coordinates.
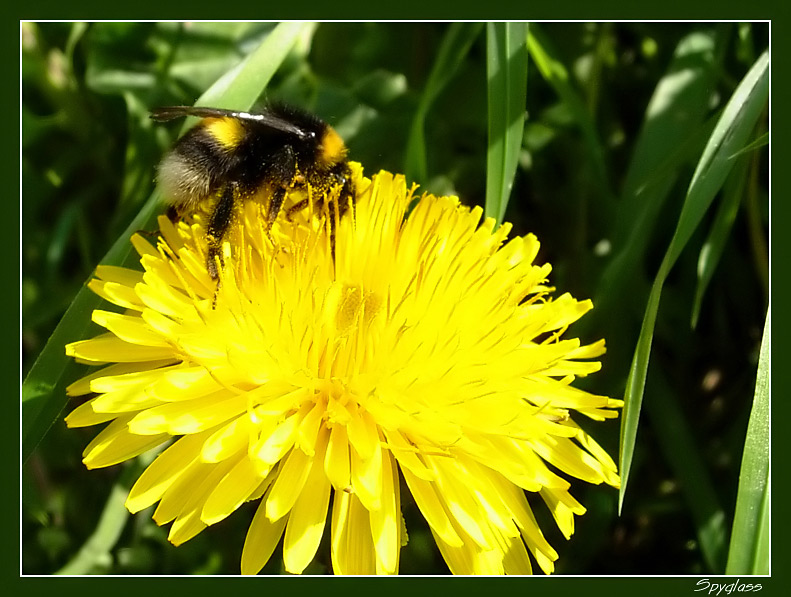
[22, 22, 311, 464]
[618, 50, 769, 510]
[646, 367, 727, 572]
[726, 310, 770, 575]
[484, 22, 527, 225]
[729, 131, 768, 160]
[526, 23, 611, 199]
[691, 158, 748, 328]
[745, 149, 770, 301]
[54, 461, 145, 574]
[584, 31, 719, 336]
[182, 22, 316, 127]
[615, 30, 719, 252]
[404, 22, 483, 185]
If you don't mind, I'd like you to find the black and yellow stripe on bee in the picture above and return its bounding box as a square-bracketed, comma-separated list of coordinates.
[152, 104, 355, 279]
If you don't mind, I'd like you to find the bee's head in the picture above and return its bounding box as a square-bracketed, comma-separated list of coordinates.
[318, 126, 348, 169]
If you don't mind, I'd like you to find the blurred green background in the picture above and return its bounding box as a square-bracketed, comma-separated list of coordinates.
[21, 22, 769, 575]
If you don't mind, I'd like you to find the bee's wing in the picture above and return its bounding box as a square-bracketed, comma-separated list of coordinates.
[150, 106, 310, 139]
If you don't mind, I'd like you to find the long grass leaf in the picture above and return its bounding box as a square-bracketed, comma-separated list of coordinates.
[484, 22, 528, 224]
[54, 462, 144, 574]
[725, 309, 770, 575]
[22, 22, 310, 463]
[729, 131, 768, 160]
[616, 31, 719, 246]
[405, 23, 483, 185]
[691, 157, 748, 328]
[582, 31, 719, 339]
[618, 50, 769, 510]
[526, 23, 610, 199]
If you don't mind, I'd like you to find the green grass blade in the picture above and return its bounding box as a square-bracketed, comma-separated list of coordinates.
[684, 50, 768, 229]
[618, 50, 769, 510]
[584, 30, 719, 338]
[526, 23, 610, 198]
[691, 158, 748, 328]
[484, 22, 528, 225]
[616, 30, 718, 249]
[54, 462, 144, 574]
[726, 309, 770, 575]
[405, 22, 483, 185]
[187, 22, 315, 119]
[729, 131, 768, 160]
[55, 484, 129, 574]
[22, 22, 310, 464]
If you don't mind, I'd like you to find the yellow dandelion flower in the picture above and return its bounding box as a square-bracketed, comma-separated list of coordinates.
[65, 165, 621, 575]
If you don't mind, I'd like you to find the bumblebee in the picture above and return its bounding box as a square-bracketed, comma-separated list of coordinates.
[151, 104, 355, 279]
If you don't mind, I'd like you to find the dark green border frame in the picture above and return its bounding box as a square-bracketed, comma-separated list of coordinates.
[10, 4, 783, 597]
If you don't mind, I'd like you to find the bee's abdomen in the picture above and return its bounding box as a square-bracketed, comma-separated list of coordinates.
[157, 127, 236, 209]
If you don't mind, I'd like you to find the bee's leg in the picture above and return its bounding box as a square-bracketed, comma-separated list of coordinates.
[328, 171, 356, 263]
[166, 205, 181, 223]
[266, 145, 298, 227]
[341, 176, 355, 216]
[285, 197, 310, 221]
[207, 183, 237, 280]
[329, 205, 338, 262]
[266, 186, 287, 230]
[264, 186, 287, 249]
[133, 206, 183, 241]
